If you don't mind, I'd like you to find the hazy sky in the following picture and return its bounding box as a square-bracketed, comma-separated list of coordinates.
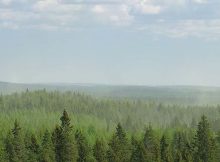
[0, 0, 220, 86]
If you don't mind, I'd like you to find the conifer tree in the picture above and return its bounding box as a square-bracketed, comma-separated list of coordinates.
[52, 125, 62, 162]
[75, 130, 91, 162]
[107, 123, 131, 162]
[160, 135, 172, 162]
[40, 130, 55, 162]
[26, 134, 40, 162]
[5, 120, 26, 162]
[130, 136, 147, 162]
[52, 110, 78, 162]
[93, 139, 107, 162]
[143, 125, 160, 162]
[172, 132, 185, 162]
[194, 115, 216, 162]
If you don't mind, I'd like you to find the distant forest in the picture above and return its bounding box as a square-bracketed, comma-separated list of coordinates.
[0, 90, 220, 161]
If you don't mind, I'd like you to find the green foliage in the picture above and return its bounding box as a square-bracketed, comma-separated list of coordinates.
[194, 115, 217, 162]
[75, 130, 93, 162]
[107, 123, 131, 162]
[40, 130, 55, 162]
[26, 134, 40, 162]
[52, 110, 78, 162]
[0, 91, 220, 162]
[160, 135, 172, 162]
[130, 136, 147, 162]
[143, 124, 160, 162]
[93, 139, 107, 162]
[5, 120, 26, 162]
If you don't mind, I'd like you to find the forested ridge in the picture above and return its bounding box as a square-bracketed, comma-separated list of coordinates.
[0, 90, 220, 161]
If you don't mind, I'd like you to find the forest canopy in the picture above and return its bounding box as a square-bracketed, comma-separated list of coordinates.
[0, 90, 220, 161]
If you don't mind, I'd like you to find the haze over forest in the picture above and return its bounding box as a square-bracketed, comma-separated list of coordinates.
[1, 0, 220, 162]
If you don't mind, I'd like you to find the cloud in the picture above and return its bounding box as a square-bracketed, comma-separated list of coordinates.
[0, 0, 219, 40]
[91, 4, 133, 26]
[0, 0, 12, 5]
[192, 0, 208, 4]
[138, 19, 220, 40]
[92, 5, 106, 13]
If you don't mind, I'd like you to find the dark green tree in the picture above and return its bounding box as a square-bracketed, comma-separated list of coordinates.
[75, 130, 92, 162]
[172, 131, 194, 162]
[52, 110, 78, 162]
[194, 115, 216, 162]
[26, 134, 40, 162]
[130, 136, 147, 162]
[40, 130, 55, 162]
[143, 125, 160, 162]
[107, 123, 131, 162]
[5, 120, 26, 162]
[93, 139, 107, 162]
[52, 125, 62, 162]
[160, 135, 172, 162]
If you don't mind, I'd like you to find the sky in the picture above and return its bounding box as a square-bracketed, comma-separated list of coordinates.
[0, 0, 220, 86]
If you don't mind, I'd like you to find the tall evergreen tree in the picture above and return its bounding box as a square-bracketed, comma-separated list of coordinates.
[52, 125, 62, 162]
[172, 131, 194, 162]
[93, 139, 107, 162]
[40, 130, 55, 162]
[160, 135, 172, 162]
[52, 110, 78, 162]
[143, 125, 160, 162]
[75, 130, 92, 162]
[107, 123, 131, 162]
[5, 120, 26, 162]
[26, 134, 40, 162]
[130, 136, 147, 162]
[194, 115, 216, 162]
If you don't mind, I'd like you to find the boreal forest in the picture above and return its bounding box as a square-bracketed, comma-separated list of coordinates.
[0, 88, 220, 162]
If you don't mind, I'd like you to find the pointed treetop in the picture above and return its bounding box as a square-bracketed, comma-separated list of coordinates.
[116, 123, 126, 140]
[60, 109, 71, 128]
[12, 119, 21, 136]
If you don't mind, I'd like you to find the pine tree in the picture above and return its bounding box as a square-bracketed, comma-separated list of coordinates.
[52, 125, 62, 162]
[5, 120, 26, 162]
[172, 131, 185, 162]
[75, 130, 91, 162]
[130, 136, 147, 162]
[107, 123, 131, 162]
[40, 130, 55, 162]
[160, 135, 172, 162]
[194, 115, 216, 162]
[93, 139, 107, 162]
[26, 134, 40, 162]
[143, 125, 160, 162]
[52, 110, 78, 162]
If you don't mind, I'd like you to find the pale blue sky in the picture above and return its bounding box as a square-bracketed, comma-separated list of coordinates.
[0, 0, 220, 86]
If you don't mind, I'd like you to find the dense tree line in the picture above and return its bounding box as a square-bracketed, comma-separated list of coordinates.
[0, 90, 220, 161]
[1, 110, 219, 162]
[0, 90, 220, 133]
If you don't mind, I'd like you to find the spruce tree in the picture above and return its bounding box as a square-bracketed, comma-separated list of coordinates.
[26, 134, 40, 162]
[52, 125, 62, 162]
[172, 132, 185, 162]
[75, 130, 91, 162]
[130, 136, 147, 162]
[52, 110, 78, 162]
[194, 115, 216, 162]
[93, 139, 107, 162]
[40, 130, 55, 162]
[160, 135, 172, 162]
[5, 120, 26, 162]
[107, 123, 131, 162]
[143, 125, 160, 162]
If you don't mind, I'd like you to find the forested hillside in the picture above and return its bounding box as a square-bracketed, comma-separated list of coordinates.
[1, 82, 220, 105]
[0, 90, 220, 161]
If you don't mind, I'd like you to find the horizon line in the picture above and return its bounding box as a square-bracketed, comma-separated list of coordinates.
[1, 80, 220, 88]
